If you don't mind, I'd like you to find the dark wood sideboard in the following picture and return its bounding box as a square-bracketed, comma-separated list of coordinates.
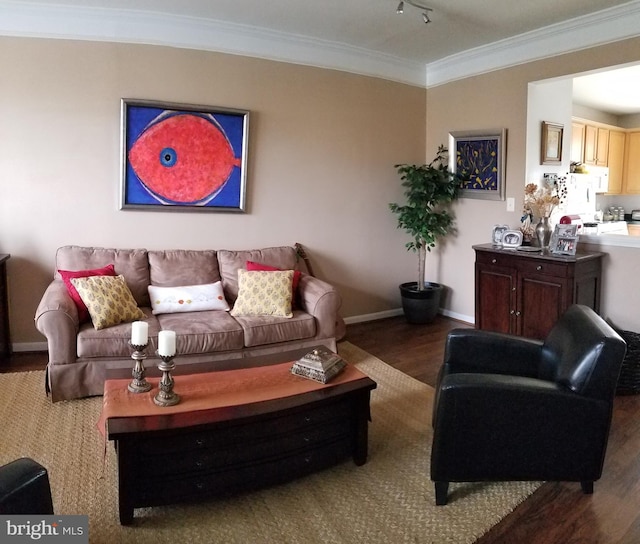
[474, 244, 603, 340]
[0, 254, 10, 362]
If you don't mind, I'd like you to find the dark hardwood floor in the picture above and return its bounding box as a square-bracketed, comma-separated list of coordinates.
[5, 315, 640, 543]
[345, 315, 640, 544]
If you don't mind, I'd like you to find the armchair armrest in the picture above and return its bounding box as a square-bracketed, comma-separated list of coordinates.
[34, 280, 78, 371]
[444, 328, 543, 378]
[0, 458, 53, 514]
[298, 274, 342, 340]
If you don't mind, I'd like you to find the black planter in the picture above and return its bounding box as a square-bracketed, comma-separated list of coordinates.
[399, 282, 442, 324]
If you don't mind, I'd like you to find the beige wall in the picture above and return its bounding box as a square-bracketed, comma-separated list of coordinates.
[426, 37, 640, 332]
[4, 34, 640, 348]
[0, 37, 426, 346]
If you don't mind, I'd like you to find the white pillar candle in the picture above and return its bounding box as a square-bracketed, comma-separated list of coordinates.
[158, 330, 176, 357]
[131, 321, 148, 346]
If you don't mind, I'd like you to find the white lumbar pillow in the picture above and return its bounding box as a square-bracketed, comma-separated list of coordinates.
[148, 282, 230, 314]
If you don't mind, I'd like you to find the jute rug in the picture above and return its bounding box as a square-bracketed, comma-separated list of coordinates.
[0, 342, 540, 543]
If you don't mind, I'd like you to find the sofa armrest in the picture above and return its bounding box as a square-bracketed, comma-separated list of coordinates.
[34, 281, 78, 370]
[298, 274, 342, 339]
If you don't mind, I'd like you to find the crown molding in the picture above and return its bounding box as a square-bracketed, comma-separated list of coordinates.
[1, 1, 639, 89]
[0, 2, 427, 86]
[426, 1, 640, 87]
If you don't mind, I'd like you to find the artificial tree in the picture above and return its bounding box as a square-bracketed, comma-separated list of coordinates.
[389, 144, 460, 322]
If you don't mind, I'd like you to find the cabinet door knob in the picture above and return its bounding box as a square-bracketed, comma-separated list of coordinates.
[536, 265, 542, 271]
[516, 311, 521, 316]
[510, 310, 515, 315]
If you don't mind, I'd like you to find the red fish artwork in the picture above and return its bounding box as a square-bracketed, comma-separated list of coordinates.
[128, 112, 241, 205]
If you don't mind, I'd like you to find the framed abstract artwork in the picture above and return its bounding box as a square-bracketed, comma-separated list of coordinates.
[541, 121, 563, 165]
[448, 128, 507, 201]
[120, 99, 249, 212]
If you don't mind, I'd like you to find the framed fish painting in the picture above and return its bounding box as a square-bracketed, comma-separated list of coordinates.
[448, 128, 507, 201]
[120, 99, 249, 212]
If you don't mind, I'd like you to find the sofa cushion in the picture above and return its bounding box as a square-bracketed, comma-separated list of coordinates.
[71, 275, 146, 330]
[77, 308, 160, 358]
[59, 264, 116, 323]
[230, 270, 294, 318]
[148, 250, 220, 287]
[148, 282, 230, 314]
[55, 246, 150, 307]
[218, 246, 300, 303]
[156, 311, 244, 354]
[234, 312, 317, 347]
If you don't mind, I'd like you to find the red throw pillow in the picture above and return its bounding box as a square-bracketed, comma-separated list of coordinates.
[58, 264, 117, 323]
[246, 261, 302, 309]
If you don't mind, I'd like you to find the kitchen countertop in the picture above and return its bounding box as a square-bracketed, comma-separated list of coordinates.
[578, 233, 640, 248]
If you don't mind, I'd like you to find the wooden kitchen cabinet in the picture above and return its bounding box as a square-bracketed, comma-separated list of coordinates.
[606, 130, 625, 194]
[583, 125, 609, 166]
[570, 121, 585, 163]
[474, 245, 603, 340]
[623, 131, 640, 194]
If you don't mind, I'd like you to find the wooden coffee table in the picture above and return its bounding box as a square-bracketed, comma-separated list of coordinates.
[99, 357, 376, 525]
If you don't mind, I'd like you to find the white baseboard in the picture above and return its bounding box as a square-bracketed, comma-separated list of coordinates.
[344, 308, 474, 326]
[13, 341, 48, 353]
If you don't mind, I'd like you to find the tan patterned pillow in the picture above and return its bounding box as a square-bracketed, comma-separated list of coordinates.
[70, 275, 145, 330]
[230, 269, 294, 318]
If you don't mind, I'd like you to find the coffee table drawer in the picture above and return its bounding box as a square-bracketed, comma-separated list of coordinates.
[136, 397, 354, 455]
[137, 419, 353, 476]
[134, 436, 353, 507]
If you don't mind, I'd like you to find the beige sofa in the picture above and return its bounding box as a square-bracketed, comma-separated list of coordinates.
[35, 245, 343, 401]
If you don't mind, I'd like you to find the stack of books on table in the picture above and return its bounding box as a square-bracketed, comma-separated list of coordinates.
[291, 348, 346, 384]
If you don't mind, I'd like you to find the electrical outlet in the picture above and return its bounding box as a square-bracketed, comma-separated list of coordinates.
[507, 197, 515, 212]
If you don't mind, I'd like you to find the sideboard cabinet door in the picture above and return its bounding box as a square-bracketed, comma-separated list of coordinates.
[474, 245, 602, 340]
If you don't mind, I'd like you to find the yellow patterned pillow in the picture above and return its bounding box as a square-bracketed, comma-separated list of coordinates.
[230, 269, 294, 318]
[70, 274, 145, 330]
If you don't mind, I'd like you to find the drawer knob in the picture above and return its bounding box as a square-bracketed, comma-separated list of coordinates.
[492, 258, 497, 264]
[195, 482, 204, 490]
[536, 265, 542, 271]
[195, 438, 205, 446]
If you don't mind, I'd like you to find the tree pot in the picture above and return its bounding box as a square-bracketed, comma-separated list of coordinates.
[399, 282, 442, 324]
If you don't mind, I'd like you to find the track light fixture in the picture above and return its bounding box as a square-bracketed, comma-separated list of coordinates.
[396, 0, 433, 24]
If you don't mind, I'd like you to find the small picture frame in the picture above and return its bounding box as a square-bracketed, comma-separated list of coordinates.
[550, 224, 578, 255]
[501, 230, 523, 249]
[491, 225, 509, 246]
[541, 121, 563, 165]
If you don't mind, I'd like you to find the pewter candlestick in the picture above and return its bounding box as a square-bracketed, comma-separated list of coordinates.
[154, 353, 180, 407]
[128, 341, 152, 393]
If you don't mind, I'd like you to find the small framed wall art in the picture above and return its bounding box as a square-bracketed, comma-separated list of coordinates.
[541, 121, 563, 165]
[449, 128, 507, 201]
[120, 99, 250, 212]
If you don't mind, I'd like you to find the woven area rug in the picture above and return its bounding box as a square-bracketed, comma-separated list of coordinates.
[0, 342, 540, 543]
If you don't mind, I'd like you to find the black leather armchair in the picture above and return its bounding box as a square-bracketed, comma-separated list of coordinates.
[430, 305, 626, 505]
[0, 458, 54, 514]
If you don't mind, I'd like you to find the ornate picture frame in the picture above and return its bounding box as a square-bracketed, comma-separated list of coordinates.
[449, 128, 507, 201]
[541, 121, 563, 165]
[120, 99, 249, 212]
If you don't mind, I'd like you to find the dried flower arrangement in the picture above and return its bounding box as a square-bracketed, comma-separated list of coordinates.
[520, 177, 567, 241]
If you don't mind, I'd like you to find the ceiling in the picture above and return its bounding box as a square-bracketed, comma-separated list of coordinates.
[3, 0, 640, 111]
[5, 0, 635, 65]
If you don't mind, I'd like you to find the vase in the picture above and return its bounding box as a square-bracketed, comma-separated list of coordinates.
[535, 216, 552, 249]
